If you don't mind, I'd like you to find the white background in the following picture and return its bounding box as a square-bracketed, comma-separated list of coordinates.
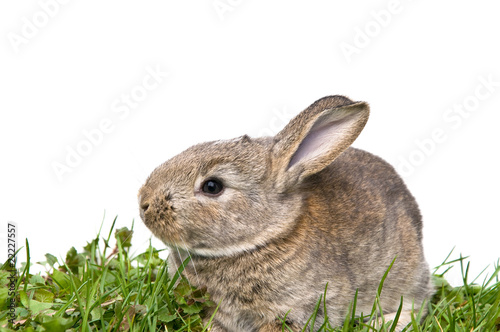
[1, 1, 499, 287]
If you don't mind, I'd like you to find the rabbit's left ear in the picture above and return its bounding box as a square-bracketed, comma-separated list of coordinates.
[272, 96, 369, 190]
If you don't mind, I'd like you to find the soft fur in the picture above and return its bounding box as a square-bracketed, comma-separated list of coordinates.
[138, 95, 434, 331]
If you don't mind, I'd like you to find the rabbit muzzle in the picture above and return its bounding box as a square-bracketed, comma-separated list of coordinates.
[138, 190, 182, 245]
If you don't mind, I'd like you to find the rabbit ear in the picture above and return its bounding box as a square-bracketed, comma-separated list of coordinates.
[272, 96, 369, 190]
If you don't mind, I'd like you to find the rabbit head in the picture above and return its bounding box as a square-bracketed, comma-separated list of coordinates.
[138, 96, 369, 257]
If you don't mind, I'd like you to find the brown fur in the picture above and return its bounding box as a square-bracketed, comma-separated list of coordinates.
[138, 95, 434, 331]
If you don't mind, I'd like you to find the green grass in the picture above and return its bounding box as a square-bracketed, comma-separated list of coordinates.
[1, 219, 499, 331]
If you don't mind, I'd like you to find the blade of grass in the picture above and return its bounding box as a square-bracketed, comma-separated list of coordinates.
[388, 296, 404, 332]
[167, 256, 191, 292]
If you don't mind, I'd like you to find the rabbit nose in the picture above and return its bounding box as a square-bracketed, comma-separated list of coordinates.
[140, 202, 150, 212]
[138, 194, 151, 215]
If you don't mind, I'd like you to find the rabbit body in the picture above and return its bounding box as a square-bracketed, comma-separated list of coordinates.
[139, 96, 434, 331]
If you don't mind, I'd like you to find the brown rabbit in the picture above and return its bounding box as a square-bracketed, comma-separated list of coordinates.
[138, 95, 434, 331]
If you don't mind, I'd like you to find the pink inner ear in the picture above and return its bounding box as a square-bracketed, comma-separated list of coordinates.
[288, 115, 357, 169]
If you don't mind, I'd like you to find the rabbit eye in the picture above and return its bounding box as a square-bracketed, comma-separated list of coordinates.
[201, 179, 224, 196]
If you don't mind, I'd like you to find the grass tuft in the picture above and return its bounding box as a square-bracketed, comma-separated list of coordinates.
[0, 219, 215, 331]
[1, 220, 499, 331]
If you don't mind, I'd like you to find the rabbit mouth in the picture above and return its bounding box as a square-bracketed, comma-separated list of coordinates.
[140, 191, 176, 222]
[140, 201, 183, 245]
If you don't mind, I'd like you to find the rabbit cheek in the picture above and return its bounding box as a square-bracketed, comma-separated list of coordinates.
[181, 201, 227, 249]
[182, 194, 260, 256]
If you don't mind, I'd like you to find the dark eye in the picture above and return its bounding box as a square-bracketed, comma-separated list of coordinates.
[201, 179, 224, 196]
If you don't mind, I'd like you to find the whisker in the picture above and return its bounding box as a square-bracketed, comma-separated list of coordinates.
[180, 237, 201, 287]
[168, 248, 178, 275]
[174, 243, 194, 288]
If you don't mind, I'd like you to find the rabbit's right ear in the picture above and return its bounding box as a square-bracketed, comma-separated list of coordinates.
[272, 96, 369, 191]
